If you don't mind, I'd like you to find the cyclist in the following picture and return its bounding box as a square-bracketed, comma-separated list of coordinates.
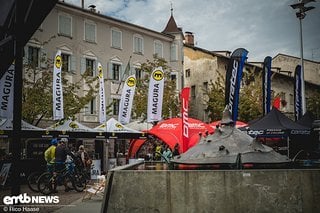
[44, 138, 58, 172]
[55, 138, 72, 192]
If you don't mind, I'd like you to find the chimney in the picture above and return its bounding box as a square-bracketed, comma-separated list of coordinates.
[81, 0, 84, 9]
[184, 31, 194, 46]
[88, 4, 96, 12]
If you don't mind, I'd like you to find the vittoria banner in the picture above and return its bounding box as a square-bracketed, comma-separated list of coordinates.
[181, 87, 190, 152]
[0, 64, 14, 119]
[118, 74, 136, 124]
[224, 48, 248, 122]
[262, 56, 272, 116]
[147, 67, 164, 123]
[294, 65, 303, 121]
[52, 50, 64, 120]
[98, 62, 106, 124]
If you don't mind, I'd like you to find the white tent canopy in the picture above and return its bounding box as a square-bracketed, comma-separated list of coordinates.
[126, 120, 153, 131]
[47, 118, 95, 132]
[0, 117, 44, 131]
[94, 118, 142, 133]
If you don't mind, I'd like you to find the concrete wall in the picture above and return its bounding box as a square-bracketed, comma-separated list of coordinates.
[102, 169, 320, 213]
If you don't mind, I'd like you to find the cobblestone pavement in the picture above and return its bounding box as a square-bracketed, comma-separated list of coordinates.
[0, 184, 86, 213]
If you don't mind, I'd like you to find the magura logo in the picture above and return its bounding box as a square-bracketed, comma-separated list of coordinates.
[98, 65, 103, 78]
[69, 122, 79, 129]
[127, 77, 136, 87]
[55, 55, 62, 69]
[115, 123, 124, 129]
[153, 70, 164, 81]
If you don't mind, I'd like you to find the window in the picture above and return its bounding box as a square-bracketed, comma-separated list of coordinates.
[27, 46, 40, 67]
[58, 14, 72, 37]
[170, 43, 178, 61]
[203, 81, 208, 92]
[133, 35, 143, 54]
[185, 69, 191, 78]
[61, 53, 70, 72]
[111, 28, 122, 49]
[289, 94, 294, 106]
[135, 68, 142, 80]
[86, 98, 96, 115]
[112, 63, 121, 80]
[191, 85, 196, 98]
[86, 58, 96, 76]
[84, 21, 96, 43]
[154, 40, 163, 58]
[113, 99, 120, 115]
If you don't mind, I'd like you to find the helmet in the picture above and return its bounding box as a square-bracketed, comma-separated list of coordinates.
[60, 138, 68, 143]
[51, 138, 58, 145]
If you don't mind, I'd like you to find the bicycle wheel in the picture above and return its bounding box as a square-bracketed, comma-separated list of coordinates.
[37, 172, 55, 195]
[72, 173, 86, 192]
[27, 171, 42, 192]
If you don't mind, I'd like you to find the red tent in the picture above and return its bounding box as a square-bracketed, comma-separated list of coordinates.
[128, 117, 214, 158]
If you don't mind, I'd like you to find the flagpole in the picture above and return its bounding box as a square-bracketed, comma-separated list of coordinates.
[115, 56, 132, 94]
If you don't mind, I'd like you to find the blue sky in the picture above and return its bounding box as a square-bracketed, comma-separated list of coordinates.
[64, 0, 320, 62]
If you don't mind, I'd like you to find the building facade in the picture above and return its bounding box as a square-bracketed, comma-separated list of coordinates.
[25, 1, 184, 127]
[183, 33, 320, 122]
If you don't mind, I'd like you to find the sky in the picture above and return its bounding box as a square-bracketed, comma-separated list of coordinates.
[64, 0, 320, 62]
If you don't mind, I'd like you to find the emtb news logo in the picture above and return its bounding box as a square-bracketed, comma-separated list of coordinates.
[3, 193, 59, 205]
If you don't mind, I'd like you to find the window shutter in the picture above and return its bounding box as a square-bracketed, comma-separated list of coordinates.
[40, 49, 47, 68]
[93, 60, 97, 77]
[107, 62, 113, 79]
[80, 57, 86, 74]
[70, 55, 76, 73]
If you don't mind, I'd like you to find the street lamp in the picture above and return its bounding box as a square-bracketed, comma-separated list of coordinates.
[290, 0, 315, 115]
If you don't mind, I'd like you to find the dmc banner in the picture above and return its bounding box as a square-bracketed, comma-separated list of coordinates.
[262, 56, 272, 115]
[224, 48, 248, 122]
[98, 62, 106, 124]
[181, 87, 190, 152]
[118, 74, 136, 124]
[0, 64, 14, 119]
[147, 67, 164, 123]
[53, 50, 64, 120]
[294, 65, 303, 121]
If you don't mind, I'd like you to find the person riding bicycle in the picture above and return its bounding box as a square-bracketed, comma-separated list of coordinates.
[54, 138, 72, 192]
[44, 138, 58, 172]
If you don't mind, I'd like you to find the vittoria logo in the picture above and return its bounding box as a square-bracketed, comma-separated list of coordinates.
[153, 70, 164, 81]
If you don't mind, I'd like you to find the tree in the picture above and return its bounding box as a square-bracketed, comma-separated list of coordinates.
[204, 69, 263, 122]
[132, 55, 179, 120]
[307, 91, 320, 119]
[22, 56, 98, 125]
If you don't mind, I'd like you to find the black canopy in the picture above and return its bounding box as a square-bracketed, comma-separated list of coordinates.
[245, 108, 310, 137]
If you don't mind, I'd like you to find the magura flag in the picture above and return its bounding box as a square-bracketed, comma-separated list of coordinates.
[224, 48, 248, 122]
[118, 74, 136, 124]
[181, 87, 190, 152]
[52, 50, 64, 120]
[98, 62, 106, 124]
[294, 65, 303, 121]
[0, 64, 14, 119]
[147, 67, 164, 123]
[262, 56, 272, 116]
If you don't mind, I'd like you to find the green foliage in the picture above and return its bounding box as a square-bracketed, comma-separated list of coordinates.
[204, 69, 263, 122]
[132, 55, 179, 120]
[22, 59, 98, 125]
[307, 91, 320, 119]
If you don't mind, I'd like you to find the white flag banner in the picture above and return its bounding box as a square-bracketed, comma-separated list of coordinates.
[147, 67, 164, 123]
[98, 62, 106, 124]
[53, 50, 64, 120]
[118, 74, 136, 124]
[0, 64, 15, 119]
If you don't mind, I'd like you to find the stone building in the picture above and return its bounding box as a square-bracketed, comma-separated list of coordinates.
[25, 1, 184, 127]
[183, 33, 320, 122]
